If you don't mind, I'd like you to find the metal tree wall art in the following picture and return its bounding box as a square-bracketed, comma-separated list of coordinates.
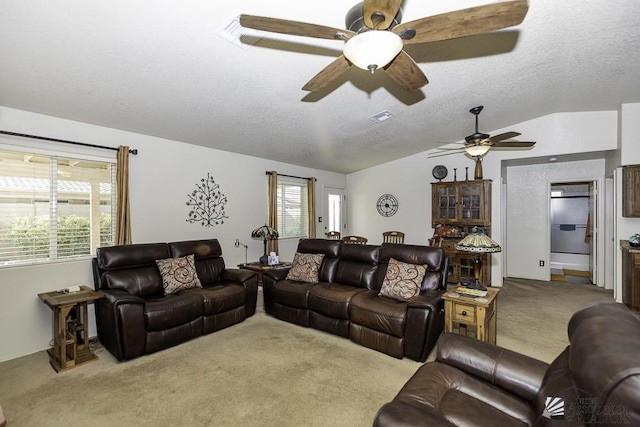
[186, 173, 228, 226]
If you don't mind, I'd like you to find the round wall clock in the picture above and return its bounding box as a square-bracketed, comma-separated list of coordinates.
[432, 165, 448, 181]
[376, 194, 398, 217]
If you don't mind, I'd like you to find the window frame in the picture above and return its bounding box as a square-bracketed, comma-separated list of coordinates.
[276, 178, 309, 240]
[0, 147, 117, 268]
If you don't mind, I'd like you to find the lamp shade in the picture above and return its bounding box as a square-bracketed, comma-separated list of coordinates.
[464, 144, 491, 157]
[251, 224, 279, 240]
[455, 230, 501, 253]
[343, 31, 403, 72]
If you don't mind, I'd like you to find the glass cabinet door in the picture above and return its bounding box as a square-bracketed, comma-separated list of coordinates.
[460, 183, 481, 221]
[437, 185, 457, 222]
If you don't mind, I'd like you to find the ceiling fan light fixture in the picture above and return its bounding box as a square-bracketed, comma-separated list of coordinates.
[465, 144, 491, 157]
[343, 31, 403, 73]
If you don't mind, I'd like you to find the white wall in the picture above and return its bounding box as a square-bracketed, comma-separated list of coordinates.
[0, 106, 346, 362]
[348, 110, 619, 288]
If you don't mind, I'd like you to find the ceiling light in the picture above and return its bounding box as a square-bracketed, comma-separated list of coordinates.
[464, 145, 491, 157]
[343, 31, 403, 74]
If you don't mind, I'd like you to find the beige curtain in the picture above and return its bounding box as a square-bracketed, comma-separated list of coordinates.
[307, 177, 316, 238]
[115, 146, 132, 245]
[267, 171, 279, 255]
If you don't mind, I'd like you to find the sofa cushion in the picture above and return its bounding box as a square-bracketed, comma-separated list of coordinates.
[187, 284, 247, 315]
[144, 292, 203, 331]
[378, 257, 426, 301]
[308, 283, 366, 319]
[334, 244, 380, 289]
[350, 290, 407, 337]
[156, 254, 203, 295]
[271, 280, 315, 309]
[286, 252, 325, 283]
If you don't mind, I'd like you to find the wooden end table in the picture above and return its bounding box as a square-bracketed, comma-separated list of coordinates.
[38, 285, 104, 372]
[238, 262, 291, 285]
[442, 286, 500, 344]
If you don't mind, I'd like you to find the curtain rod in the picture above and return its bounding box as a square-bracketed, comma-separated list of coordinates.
[0, 130, 138, 155]
[265, 171, 316, 181]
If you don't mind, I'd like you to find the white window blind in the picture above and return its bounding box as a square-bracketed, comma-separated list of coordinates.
[0, 149, 116, 267]
[276, 179, 308, 239]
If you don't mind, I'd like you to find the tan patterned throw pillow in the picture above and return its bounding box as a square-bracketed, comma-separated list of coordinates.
[156, 254, 202, 295]
[286, 252, 325, 283]
[378, 257, 426, 301]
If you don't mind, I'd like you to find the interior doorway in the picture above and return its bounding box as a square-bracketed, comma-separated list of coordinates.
[549, 181, 596, 284]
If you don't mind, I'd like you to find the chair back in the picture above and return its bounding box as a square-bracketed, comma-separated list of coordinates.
[326, 231, 341, 240]
[342, 235, 368, 244]
[382, 231, 405, 244]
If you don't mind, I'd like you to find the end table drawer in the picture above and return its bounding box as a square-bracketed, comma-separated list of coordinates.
[453, 303, 477, 323]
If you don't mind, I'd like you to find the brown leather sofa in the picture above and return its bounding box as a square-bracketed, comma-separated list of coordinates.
[262, 239, 449, 362]
[92, 239, 258, 361]
[374, 301, 640, 426]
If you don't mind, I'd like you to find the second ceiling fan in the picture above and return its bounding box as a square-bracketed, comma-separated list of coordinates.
[429, 105, 536, 179]
[239, 0, 529, 92]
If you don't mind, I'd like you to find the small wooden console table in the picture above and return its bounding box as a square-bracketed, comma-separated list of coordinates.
[238, 262, 291, 285]
[442, 286, 500, 344]
[38, 285, 104, 372]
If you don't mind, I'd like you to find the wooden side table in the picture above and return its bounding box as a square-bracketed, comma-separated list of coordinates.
[442, 286, 500, 344]
[238, 262, 291, 285]
[38, 285, 104, 372]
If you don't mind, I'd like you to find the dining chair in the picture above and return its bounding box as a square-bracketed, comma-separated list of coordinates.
[326, 231, 341, 240]
[382, 231, 405, 244]
[342, 235, 368, 244]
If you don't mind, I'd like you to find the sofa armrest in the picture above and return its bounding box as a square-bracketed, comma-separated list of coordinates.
[222, 268, 257, 285]
[95, 289, 146, 361]
[437, 333, 549, 402]
[263, 268, 290, 284]
[404, 291, 445, 362]
[222, 269, 259, 316]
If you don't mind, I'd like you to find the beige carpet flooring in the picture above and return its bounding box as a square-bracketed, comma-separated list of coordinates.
[0, 278, 614, 427]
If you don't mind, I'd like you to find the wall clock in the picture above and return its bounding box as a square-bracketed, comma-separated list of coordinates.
[432, 165, 448, 181]
[377, 194, 398, 217]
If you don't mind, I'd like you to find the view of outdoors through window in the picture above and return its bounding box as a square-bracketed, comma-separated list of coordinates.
[0, 149, 116, 266]
[276, 180, 308, 239]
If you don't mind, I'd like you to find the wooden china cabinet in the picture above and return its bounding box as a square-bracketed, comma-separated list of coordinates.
[431, 179, 492, 286]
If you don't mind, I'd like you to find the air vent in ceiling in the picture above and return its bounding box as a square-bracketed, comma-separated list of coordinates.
[217, 14, 262, 49]
[368, 110, 395, 124]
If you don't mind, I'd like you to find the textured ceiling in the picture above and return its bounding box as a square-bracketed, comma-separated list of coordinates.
[1, 0, 639, 173]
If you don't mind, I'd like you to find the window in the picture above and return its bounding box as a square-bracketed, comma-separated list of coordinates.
[276, 179, 308, 239]
[0, 149, 116, 267]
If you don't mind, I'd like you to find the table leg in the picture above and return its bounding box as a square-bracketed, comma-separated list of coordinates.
[444, 300, 453, 333]
[476, 306, 487, 341]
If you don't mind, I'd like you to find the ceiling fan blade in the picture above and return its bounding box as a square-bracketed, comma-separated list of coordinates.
[489, 131, 521, 143]
[384, 51, 428, 91]
[427, 150, 464, 158]
[492, 141, 536, 148]
[239, 15, 356, 40]
[363, 0, 403, 30]
[393, 0, 529, 45]
[302, 55, 351, 91]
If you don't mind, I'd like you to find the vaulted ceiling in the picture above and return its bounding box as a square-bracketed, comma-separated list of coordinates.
[1, 0, 639, 173]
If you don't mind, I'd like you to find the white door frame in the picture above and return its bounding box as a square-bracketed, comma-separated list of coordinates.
[321, 186, 346, 237]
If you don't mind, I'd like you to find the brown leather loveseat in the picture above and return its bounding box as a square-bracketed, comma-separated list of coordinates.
[374, 301, 640, 426]
[92, 239, 258, 361]
[262, 238, 449, 362]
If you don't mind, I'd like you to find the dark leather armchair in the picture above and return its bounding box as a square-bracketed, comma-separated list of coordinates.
[375, 301, 640, 426]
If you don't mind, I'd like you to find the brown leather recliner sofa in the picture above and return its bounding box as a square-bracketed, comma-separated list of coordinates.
[374, 301, 640, 426]
[92, 239, 258, 361]
[262, 238, 449, 362]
